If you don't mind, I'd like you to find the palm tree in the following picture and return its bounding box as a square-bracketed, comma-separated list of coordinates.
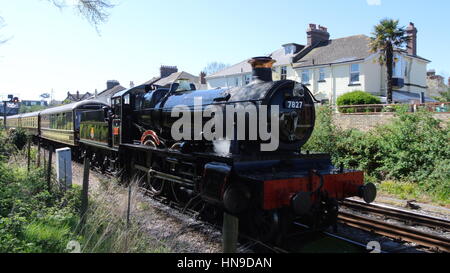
[369, 19, 409, 104]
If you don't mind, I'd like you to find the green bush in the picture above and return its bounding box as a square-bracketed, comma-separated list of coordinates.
[337, 91, 381, 113]
[304, 106, 450, 204]
[10, 128, 28, 150]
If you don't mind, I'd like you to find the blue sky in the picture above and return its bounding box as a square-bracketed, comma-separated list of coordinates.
[0, 0, 448, 100]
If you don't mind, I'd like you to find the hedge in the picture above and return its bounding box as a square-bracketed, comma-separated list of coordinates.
[337, 91, 382, 113]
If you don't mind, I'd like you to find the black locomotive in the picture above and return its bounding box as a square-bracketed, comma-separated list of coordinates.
[6, 57, 376, 243]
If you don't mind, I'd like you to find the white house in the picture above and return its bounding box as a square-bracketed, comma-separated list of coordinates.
[206, 23, 431, 104]
[205, 43, 303, 88]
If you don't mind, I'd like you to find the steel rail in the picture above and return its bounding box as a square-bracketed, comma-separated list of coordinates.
[338, 211, 450, 252]
[341, 199, 450, 231]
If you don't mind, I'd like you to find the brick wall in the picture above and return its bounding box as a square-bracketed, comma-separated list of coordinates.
[333, 113, 449, 132]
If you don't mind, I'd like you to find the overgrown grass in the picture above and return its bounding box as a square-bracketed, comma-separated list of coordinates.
[304, 106, 450, 205]
[77, 179, 169, 253]
[0, 128, 168, 253]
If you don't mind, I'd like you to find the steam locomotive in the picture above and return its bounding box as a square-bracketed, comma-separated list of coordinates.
[5, 57, 376, 243]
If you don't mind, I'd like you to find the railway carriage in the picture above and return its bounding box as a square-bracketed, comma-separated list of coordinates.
[19, 112, 39, 136]
[5, 114, 21, 130]
[39, 100, 108, 147]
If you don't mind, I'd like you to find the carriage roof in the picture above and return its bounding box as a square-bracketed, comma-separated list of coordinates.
[39, 100, 108, 115]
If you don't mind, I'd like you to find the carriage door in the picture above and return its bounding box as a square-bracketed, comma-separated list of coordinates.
[112, 97, 122, 148]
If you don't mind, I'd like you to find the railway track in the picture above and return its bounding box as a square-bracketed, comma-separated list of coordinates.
[79, 158, 448, 253]
[341, 199, 450, 231]
[137, 186, 370, 253]
[339, 199, 450, 252]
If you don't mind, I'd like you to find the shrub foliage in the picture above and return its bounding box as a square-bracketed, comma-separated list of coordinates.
[304, 106, 450, 203]
[337, 91, 382, 113]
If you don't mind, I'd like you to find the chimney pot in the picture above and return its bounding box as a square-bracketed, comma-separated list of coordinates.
[199, 71, 206, 84]
[307, 23, 330, 46]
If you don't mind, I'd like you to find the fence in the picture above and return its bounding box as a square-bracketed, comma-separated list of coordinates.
[335, 102, 450, 114]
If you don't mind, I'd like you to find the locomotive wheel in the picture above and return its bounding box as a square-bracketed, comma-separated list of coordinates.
[148, 162, 165, 196]
[246, 209, 281, 243]
[144, 140, 156, 148]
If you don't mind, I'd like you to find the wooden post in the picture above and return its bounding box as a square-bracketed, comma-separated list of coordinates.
[222, 212, 239, 253]
[37, 140, 41, 168]
[80, 156, 90, 229]
[126, 183, 132, 228]
[27, 138, 31, 173]
[43, 145, 46, 169]
[46, 146, 53, 193]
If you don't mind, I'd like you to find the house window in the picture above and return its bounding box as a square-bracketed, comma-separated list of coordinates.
[404, 61, 408, 77]
[319, 68, 325, 81]
[393, 54, 404, 78]
[244, 75, 251, 85]
[284, 45, 294, 55]
[235, 78, 239, 86]
[281, 66, 287, 80]
[350, 64, 360, 83]
[301, 70, 310, 84]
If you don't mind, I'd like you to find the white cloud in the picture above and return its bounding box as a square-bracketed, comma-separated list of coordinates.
[367, 0, 382, 6]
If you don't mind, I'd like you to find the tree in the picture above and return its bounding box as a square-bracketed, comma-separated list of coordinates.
[40, 93, 51, 100]
[369, 19, 409, 104]
[50, 0, 114, 30]
[434, 87, 450, 102]
[0, 16, 9, 45]
[203, 62, 229, 76]
[19, 105, 48, 114]
[1, 0, 114, 39]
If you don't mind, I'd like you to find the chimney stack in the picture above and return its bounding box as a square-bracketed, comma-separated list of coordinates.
[248, 57, 276, 83]
[199, 71, 206, 84]
[160, 65, 178, 78]
[406, 22, 418, 56]
[307, 24, 330, 46]
[107, 80, 120, 90]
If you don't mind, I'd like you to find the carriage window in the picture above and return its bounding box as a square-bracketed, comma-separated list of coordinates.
[143, 92, 154, 109]
[113, 98, 121, 118]
[135, 93, 143, 110]
[124, 94, 130, 105]
[66, 113, 73, 130]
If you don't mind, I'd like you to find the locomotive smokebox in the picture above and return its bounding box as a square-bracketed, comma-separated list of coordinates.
[248, 57, 276, 82]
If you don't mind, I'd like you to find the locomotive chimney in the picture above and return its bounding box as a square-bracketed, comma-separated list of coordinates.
[248, 57, 276, 83]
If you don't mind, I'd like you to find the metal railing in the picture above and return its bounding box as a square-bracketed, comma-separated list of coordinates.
[334, 102, 450, 114]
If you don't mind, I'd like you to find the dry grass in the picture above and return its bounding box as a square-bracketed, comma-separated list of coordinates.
[75, 177, 170, 253]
